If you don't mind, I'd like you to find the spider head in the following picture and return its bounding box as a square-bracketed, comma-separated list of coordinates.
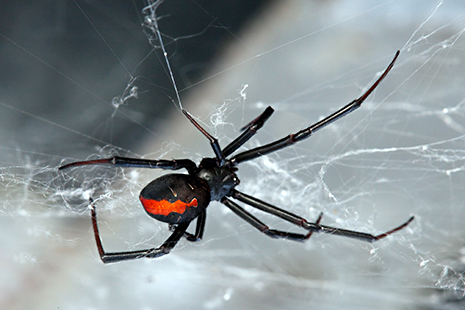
[197, 158, 240, 201]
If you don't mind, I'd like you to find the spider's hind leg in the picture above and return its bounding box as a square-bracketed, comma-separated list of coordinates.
[169, 211, 206, 242]
[90, 198, 190, 263]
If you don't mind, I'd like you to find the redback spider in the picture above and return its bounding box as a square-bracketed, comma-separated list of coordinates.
[60, 50, 414, 264]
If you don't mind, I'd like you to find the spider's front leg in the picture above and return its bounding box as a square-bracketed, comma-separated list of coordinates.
[222, 106, 274, 157]
[231, 51, 400, 165]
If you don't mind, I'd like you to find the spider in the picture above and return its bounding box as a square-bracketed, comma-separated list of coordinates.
[60, 50, 414, 264]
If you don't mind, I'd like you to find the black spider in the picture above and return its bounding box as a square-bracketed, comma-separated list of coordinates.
[60, 50, 413, 264]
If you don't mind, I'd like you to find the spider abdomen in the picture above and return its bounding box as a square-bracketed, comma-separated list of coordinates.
[139, 174, 210, 224]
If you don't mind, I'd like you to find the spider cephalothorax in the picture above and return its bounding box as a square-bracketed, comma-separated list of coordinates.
[60, 51, 413, 264]
[196, 157, 239, 201]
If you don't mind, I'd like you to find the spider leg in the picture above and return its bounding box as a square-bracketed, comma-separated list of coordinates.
[304, 212, 323, 239]
[231, 189, 414, 242]
[182, 109, 225, 165]
[231, 51, 400, 165]
[306, 216, 414, 242]
[222, 197, 320, 242]
[232, 189, 325, 241]
[169, 211, 206, 242]
[232, 189, 311, 226]
[90, 199, 190, 263]
[222, 106, 274, 157]
[59, 156, 196, 172]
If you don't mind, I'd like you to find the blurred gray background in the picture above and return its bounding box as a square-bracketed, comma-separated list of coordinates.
[1, 1, 465, 309]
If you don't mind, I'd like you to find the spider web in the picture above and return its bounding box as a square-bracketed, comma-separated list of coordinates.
[1, 0, 465, 309]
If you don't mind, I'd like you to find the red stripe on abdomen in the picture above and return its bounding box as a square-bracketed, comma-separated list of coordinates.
[140, 196, 198, 216]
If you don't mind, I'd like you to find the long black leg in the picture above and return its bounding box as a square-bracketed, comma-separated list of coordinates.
[231, 189, 414, 242]
[305, 212, 323, 239]
[59, 156, 197, 173]
[231, 51, 400, 165]
[222, 106, 274, 157]
[222, 197, 322, 242]
[232, 189, 310, 227]
[182, 109, 225, 165]
[90, 199, 190, 264]
[307, 216, 414, 242]
[170, 211, 206, 242]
